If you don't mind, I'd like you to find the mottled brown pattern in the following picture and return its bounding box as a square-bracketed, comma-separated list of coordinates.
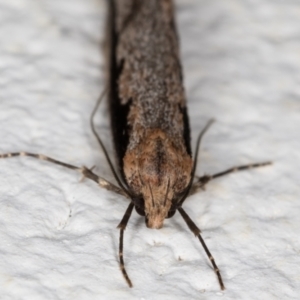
[115, 0, 185, 145]
[112, 0, 192, 228]
[123, 128, 192, 228]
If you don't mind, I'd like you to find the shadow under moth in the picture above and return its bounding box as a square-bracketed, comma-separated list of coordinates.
[0, 0, 271, 291]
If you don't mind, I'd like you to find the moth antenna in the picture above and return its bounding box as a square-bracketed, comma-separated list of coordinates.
[178, 119, 214, 206]
[90, 88, 131, 196]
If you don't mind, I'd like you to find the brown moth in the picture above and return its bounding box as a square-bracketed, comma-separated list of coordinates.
[99, 0, 271, 289]
[108, 0, 193, 230]
[0, 0, 271, 291]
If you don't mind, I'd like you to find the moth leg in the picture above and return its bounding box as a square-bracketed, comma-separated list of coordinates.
[0, 152, 127, 197]
[117, 202, 134, 288]
[189, 161, 272, 195]
[178, 207, 225, 290]
[80, 166, 128, 198]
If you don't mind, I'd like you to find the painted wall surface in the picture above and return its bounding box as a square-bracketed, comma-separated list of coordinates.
[0, 1, 299, 299]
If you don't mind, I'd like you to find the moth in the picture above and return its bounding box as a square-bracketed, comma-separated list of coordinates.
[0, 0, 271, 291]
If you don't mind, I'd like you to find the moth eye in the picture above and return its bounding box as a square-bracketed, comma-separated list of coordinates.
[166, 209, 176, 219]
[135, 203, 145, 216]
[133, 197, 145, 216]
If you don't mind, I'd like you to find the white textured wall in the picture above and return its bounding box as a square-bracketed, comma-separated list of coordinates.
[0, 1, 299, 299]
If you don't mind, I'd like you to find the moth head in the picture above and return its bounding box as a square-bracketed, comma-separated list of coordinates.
[132, 181, 185, 229]
[130, 180, 174, 229]
[142, 178, 173, 229]
[123, 128, 193, 229]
